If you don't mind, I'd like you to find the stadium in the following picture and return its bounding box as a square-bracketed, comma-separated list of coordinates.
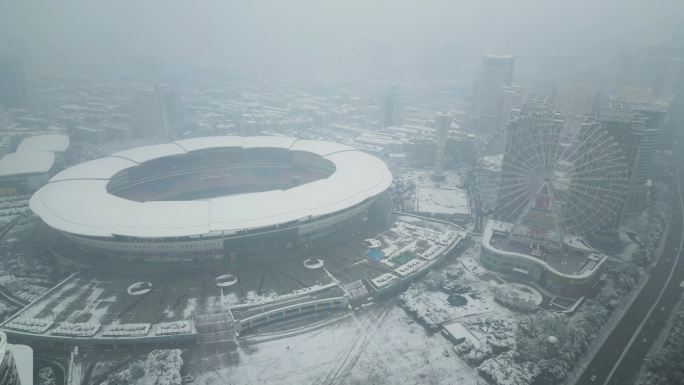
[30, 136, 393, 262]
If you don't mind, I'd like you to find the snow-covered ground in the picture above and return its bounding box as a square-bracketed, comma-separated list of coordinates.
[100, 349, 183, 385]
[399, 169, 464, 189]
[188, 242, 528, 385]
[395, 169, 471, 217]
[0, 195, 30, 227]
[402, 288, 501, 328]
[399, 244, 523, 330]
[191, 304, 487, 385]
[397, 242, 553, 384]
[416, 186, 470, 215]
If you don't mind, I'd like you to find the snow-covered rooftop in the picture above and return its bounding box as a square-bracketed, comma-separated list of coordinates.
[482, 220, 607, 279]
[112, 143, 186, 164]
[16, 134, 70, 153]
[0, 152, 55, 178]
[442, 320, 479, 345]
[30, 136, 393, 238]
[50, 156, 138, 182]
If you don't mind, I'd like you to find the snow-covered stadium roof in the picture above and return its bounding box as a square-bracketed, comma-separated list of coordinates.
[30, 136, 392, 238]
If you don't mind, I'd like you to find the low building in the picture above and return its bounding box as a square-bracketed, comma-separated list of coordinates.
[442, 321, 478, 346]
[0, 152, 55, 193]
[16, 134, 69, 164]
[480, 221, 606, 297]
[70, 126, 107, 145]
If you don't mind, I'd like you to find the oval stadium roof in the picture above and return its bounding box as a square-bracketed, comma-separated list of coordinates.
[30, 136, 393, 239]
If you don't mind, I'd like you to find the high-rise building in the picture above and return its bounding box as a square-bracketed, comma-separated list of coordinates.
[0, 54, 28, 109]
[474, 54, 515, 135]
[381, 87, 403, 128]
[520, 95, 552, 114]
[431, 113, 451, 181]
[618, 88, 669, 133]
[599, 98, 660, 220]
[553, 81, 601, 117]
[130, 89, 169, 139]
[616, 47, 682, 99]
[484, 85, 527, 154]
[158, 84, 184, 123]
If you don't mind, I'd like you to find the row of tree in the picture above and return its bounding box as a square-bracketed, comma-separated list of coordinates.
[635, 308, 684, 385]
[475, 261, 642, 385]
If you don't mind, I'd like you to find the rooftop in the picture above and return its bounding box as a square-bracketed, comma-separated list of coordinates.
[484, 221, 606, 278]
[16, 134, 70, 153]
[30, 136, 393, 238]
[0, 152, 55, 178]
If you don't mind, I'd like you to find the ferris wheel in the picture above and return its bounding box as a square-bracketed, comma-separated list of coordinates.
[491, 111, 628, 239]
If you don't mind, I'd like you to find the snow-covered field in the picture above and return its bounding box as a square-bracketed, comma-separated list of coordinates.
[100, 350, 183, 385]
[191, 304, 487, 385]
[400, 169, 464, 189]
[416, 186, 470, 215]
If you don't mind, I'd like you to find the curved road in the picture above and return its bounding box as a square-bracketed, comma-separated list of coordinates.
[577, 165, 684, 385]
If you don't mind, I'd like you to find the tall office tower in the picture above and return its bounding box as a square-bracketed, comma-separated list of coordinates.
[553, 81, 601, 117]
[616, 47, 682, 99]
[431, 113, 451, 181]
[0, 333, 22, 385]
[130, 89, 169, 139]
[500, 85, 527, 122]
[618, 88, 669, 132]
[484, 85, 526, 154]
[157, 84, 184, 123]
[474, 54, 515, 135]
[520, 95, 552, 114]
[381, 87, 403, 128]
[599, 98, 660, 220]
[0, 54, 28, 109]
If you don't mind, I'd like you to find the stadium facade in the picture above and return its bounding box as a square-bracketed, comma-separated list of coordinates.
[30, 136, 393, 262]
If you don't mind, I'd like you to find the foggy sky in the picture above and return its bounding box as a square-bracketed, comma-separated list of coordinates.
[1, 0, 683, 78]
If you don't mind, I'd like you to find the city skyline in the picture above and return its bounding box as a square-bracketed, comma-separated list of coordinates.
[0, 2, 683, 385]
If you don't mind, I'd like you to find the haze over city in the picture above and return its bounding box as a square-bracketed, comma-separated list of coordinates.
[0, 1, 683, 385]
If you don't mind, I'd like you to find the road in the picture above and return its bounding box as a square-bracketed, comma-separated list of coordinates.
[466, 170, 483, 234]
[577, 167, 684, 385]
[0, 284, 28, 307]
